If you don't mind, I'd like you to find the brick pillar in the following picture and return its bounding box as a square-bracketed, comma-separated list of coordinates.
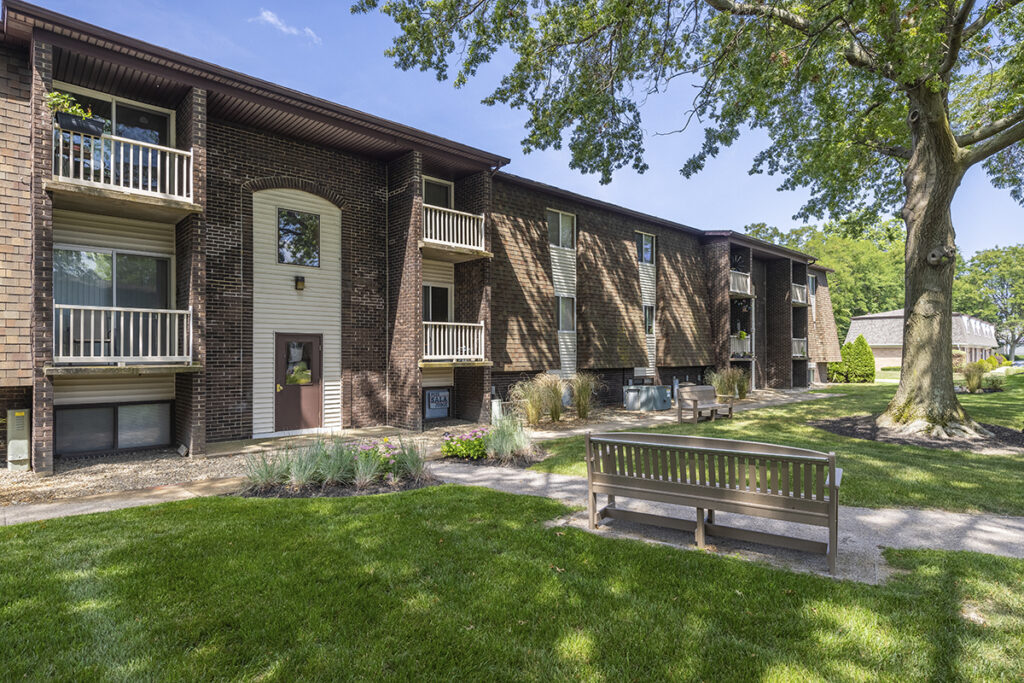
[174, 88, 207, 456]
[386, 151, 423, 430]
[703, 236, 730, 372]
[29, 36, 54, 474]
[453, 171, 493, 423]
[766, 258, 793, 388]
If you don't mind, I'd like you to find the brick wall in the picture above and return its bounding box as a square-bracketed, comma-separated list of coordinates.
[30, 38, 54, 474]
[752, 259, 768, 388]
[386, 151, 422, 430]
[657, 226, 714, 370]
[204, 118, 388, 440]
[174, 88, 207, 455]
[0, 45, 33, 387]
[765, 258, 793, 388]
[702, 237, 731, 372]
[808, 268, 842, 363]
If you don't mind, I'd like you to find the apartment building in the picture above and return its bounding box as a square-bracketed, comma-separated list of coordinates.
[0, 1, 840, 474]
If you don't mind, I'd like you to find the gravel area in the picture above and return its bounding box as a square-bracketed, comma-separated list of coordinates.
[812, 415, 1024, 455]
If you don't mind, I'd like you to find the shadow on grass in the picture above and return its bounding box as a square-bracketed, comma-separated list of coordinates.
[1, 487, 1022, 679]
[533, 382, 1024, 515]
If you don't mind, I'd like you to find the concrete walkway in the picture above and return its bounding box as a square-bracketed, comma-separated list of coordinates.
[430, 462, 1024, 584]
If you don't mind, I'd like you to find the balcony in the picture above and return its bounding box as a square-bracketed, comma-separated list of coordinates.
[53, 305, 193, 366]
[729, 270, 752, 297]
[421, 321, 489, 366]
[791, 283, 809, 306]
[50, 126, 199, 220]
[792, 337, 808, 358]
[420, 205, 490, 262]
[730, 334, 752, 358]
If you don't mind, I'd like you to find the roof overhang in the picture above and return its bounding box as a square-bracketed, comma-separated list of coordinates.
[704, 230, 817, 263]
[2, 0, 509, 174]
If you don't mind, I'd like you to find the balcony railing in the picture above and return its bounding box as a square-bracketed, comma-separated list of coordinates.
[423, 205, 486, 252]
[730, 334, 752, 357]
[729, 270, 752, 296]
[423, 321, 486, 362]
[792, 337, 808, 358]
[53, 126, 194, 201]
[54, 305, 193, 364]
[792, 283, 808, 305]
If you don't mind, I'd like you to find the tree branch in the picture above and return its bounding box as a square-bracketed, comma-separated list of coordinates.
[963, 0, 1024, 41]
[962, 117, 1024, 166]
[956, 108, 1024, 146]
[704, 0, 811, 34]
[938, 0, 975, 76]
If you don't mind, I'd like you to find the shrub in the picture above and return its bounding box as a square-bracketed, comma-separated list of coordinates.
[353, 450, 383, 489]
[983, 375, 1005, 392]
[952, 350, 967, 372]
[486, 415, 532, 465]
[984, 356, 1000, 371]
[244, 452, 288, 490]
[394, 442, 428, 483]
[286, 446, 322, 489]
[569, 371, 605, 419]
[319, 441, 356, 486]
[534, 372, 567, 421]
[880, 366, 901, 372]
[707, 367, 745, 398]
[964, 361, 986, 393]
[441, 427, 489, 460]
[508, 376, 545, 426]
[735, 370, 750, 399]
[848, 335, 876, 383]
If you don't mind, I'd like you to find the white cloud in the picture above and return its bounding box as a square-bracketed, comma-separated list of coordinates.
[250, 9, 321, 45]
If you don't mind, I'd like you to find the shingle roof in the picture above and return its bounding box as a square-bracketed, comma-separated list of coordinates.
[846, 309, 998, 348]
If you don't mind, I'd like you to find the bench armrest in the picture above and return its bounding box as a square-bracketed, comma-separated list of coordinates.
[830, 468, 843, 490]
[690, 399, 700, 411]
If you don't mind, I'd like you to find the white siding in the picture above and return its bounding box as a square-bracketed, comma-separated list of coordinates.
[54, 209, 175, 255]
[558, 331, 577, 377]
[550, 247, 576, 297]
[422, 367, 454, 388]
[53, 375, 175, 405]
[252, 189, 343, 436]
[639, 262, 656, 306]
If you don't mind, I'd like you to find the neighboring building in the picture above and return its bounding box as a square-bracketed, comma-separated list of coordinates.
[846, 309, 998, 371]
[0, 1, 841, 474]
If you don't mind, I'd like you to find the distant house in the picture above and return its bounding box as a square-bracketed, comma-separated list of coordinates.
[846, 309, 998, 371]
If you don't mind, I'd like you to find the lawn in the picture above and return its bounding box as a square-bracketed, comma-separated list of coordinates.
[1, 487, 1022, 680]
[533, 374, 1024, 515]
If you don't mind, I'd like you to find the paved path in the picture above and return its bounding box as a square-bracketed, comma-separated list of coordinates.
[431, 462, 1024, 584]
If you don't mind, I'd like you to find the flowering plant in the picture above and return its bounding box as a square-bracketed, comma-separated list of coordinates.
[440, 427, 489, 460]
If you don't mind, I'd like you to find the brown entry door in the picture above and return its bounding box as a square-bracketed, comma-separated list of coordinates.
[275, 334, 323, 432]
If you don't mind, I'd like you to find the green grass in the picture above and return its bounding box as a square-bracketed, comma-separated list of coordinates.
[1, 487, 1022, 680]
[533, 375, 1024, 514]
[876, 369, 901, 380]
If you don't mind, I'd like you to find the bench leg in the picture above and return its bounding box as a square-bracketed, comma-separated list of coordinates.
[706, 509, 715, 525]
[588, 490, 598, 529]
[695, 508, 706, 548]
[727, 405, 734, 419]
[691, 410, 699, 425]
[828, 501, 838, 574]
[710, 409, 716, 422]
[607, 494, 616, 509]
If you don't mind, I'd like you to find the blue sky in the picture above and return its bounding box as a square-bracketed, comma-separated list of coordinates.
[41, 0, 1022, 255]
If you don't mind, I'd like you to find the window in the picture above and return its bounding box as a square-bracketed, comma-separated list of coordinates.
[644, 305, 655, 335]
[54, 86, 171, 144]
[423, 177, 454, 208]
[277, 208, 320, 267]
[285, 340, 313, 385]
[546, 209, 575, 249]
[557, 296, 575, 332]
[807, 274, 818, 320]
[55, 402, 172, 456]
[54, 248, 169, 308]
[422, 285, 451, 322]
[636, 233, 655, 263]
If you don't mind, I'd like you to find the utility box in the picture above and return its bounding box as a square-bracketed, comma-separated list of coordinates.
[6, 409, 30, 472]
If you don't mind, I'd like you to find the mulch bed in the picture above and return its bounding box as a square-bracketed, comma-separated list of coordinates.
[811, 415, 1024, 454]
[439, 446, 548, 469]
[240, 478, 438, 499]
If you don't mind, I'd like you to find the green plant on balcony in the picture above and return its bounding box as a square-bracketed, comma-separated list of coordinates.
[45, 91, 92, 119]
[46, 91, 105, 137]
[736, 330, 748, 340]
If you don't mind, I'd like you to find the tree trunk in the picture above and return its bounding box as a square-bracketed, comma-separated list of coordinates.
[879, 88, 985, 437]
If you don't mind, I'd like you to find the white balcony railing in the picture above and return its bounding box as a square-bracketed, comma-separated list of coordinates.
[730, 335, 752, 357]
[53, 126, 194, 201]
[423, 205, 486, 252]
[792, 283, 808, 305]
[54, 305, 193, 364]
[423, 321, 486, 362]
[792, 337, 808, 358]
[729, 270, 752, 296]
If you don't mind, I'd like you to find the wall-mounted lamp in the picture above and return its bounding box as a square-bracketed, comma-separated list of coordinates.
[294, 276, 305, 291]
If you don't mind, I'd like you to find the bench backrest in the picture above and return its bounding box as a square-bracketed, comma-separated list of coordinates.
[677, 385, 717, 403]
[586, 432, 837, 506]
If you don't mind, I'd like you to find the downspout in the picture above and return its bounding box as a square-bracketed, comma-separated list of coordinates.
[384, 164, 390, 422]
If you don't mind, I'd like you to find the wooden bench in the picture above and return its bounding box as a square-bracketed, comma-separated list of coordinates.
[676, 385, 733, 424]
[585, 432, 842, 573]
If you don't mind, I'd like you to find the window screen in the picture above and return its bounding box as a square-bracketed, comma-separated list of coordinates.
[547, 210, 575, 248]
[557, 296, 575, 332]
[422, 285, 450, 322]
[56, 406, 115, 455]
[424, 179, 452, 208]
[118, 403, 171, 449]
[644, 305, 655, 335]
[636, 233, 655, 263]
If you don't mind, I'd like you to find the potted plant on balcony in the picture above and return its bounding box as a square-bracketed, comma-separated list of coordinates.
[46, 92, 105, 137]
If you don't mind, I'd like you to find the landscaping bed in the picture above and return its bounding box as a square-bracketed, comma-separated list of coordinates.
[241, 478, 437, 498]
[811, 415, 1024, 455]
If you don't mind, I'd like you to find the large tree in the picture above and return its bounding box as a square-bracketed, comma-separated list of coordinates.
[355, 0, 1024, 435]
[954, 245, 1024, 360]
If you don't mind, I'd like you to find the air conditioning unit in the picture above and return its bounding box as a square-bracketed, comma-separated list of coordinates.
[6, 409, 30, 472]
